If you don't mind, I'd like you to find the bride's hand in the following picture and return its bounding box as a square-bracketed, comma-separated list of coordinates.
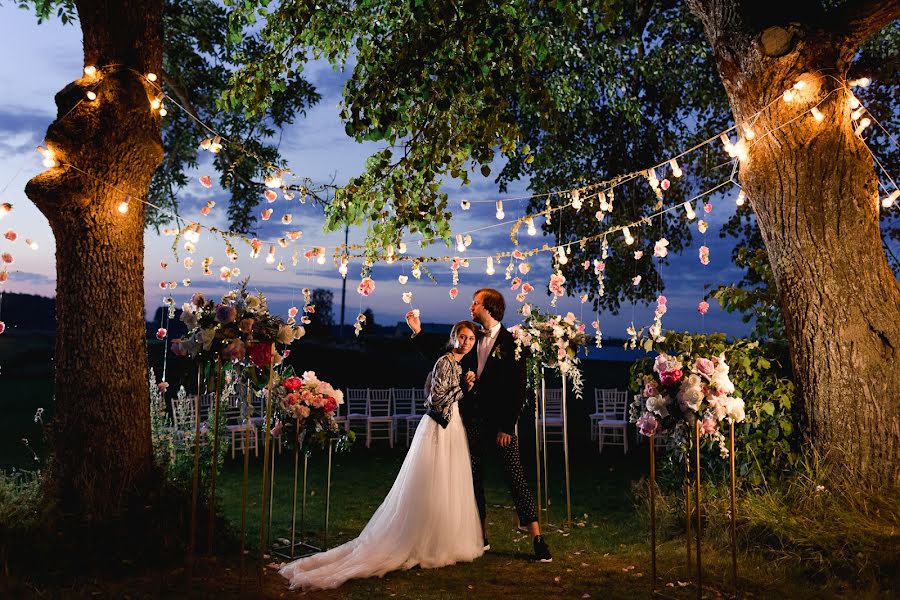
[463, 370, 475, 391]
[405, 309, 422, 334]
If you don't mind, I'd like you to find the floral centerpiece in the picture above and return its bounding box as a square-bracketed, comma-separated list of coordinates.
[629, 350, 746, 457]
[271, 368, 354, 451]
[510, 305, 589, 399]
[170, 279, 305, 369]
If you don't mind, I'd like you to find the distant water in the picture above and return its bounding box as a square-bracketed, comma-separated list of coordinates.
[578, 345, 650, 362]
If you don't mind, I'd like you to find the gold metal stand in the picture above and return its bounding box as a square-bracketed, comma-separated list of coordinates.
[730, 421, 738, 596]
[258, 344, 277, 578]
[685, 456, 693, 582]
[694, 420, 702, 600]
[650, 433, 657, 593]
[207, 358, 223, 555]
[540, 375, 551, 523]
[239, 381, 252, 586]
[533, 382, 543, 527]
[561, 371, 572, 527]
[188, 366, 205, 572]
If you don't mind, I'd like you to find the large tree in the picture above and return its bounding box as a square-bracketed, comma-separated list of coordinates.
[17, 0, 319, 523]
[228, 0, 900, 487]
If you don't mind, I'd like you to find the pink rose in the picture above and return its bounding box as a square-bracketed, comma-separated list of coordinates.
[522, 303, 532, 317]
[199, 175, 212, 188]
[304, 305, 316, 314]
[548, 273, 566, 297]
[1, 252, 13, 264]
[357, 277, 375, 297]
[594, 261, 605, 274]
[324, 397, 338, 413]
[510, 277, 521, 290]
[701, 414, 718, 435]
[0, 271, 8, 283]
[704, 202, 712, 213]
[282, 349, 291, 359]
[449, 287, 458, 300]
[282, 376, 303, 392]
[697, 301, 710, 315]
[659, 369, 683, 386]
[636, 414, 659, 437]
[564, 312, 576, 324]
[287, 306, 299, 318]
[156, 328, 167, 340]
[3, 230, 16, 242]
[694, 358, 715, 378]
[522, 282, 534, 294]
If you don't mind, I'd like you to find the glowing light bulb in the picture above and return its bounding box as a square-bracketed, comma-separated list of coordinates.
[849, 77, 870, 88]
[158, 106, 167, 117]
[276, 261, 285, 272]
[793, 80, 807, 91]
[557, 246, 568, 265]
[882, 190, 899, 209]
[669, 158, 682, 178]
[316, 249, 326, 265]
[86, 90, 97, 101]
[742, 125, 755, 140]
[683, 201, 696, 220]
[851, 107, 865, 120]
[146, 72, 158, 82]
[719, 133, 734, 154]
[782, 89, 796, 103]
[266, 246, 276, 264]
[486, 256, 495, 275]
[83, 65, 97, 78]
[398, 242, 407, 254]
[571, 190, 582, 210]
[848, 95, 861, 109]
[0, 204, 10, 218]
[623, 227, 634, 245]
[526, 217, 537, 236]
[150, 94, 164, 110]
[854, 117, 871, 136]
[37, 145, 57, 168]
[26, 239, 38, 250]
[736, 190, 746, 206]
[460, 199, 470, 210]
[456, 234, 466, 253]
[646, 168, 659, 189]
[495, 200, 504, 220]
[264, 173, 283, 188]
[810, 107, 824, 122]
[732, 139, 749, 162]
[597, 191, 609, 211]
[117, 195, 130, 214]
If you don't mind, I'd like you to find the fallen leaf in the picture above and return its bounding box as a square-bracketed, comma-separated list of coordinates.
[553, 576, 561, 583]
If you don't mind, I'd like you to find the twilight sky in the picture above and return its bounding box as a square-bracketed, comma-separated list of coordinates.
[0, 6, 758, 338]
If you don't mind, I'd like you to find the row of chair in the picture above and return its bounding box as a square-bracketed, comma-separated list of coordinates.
[334, 388, 428, 448]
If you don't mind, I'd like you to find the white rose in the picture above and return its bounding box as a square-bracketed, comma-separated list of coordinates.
[277, 325, 295, 344]
[711, 372, 735, 396]
[677, 380, 704, 412]
[645, 394, 669, 417]
[726, 397, 746, 422]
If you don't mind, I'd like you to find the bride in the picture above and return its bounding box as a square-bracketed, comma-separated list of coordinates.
[279, 321, 483, 590]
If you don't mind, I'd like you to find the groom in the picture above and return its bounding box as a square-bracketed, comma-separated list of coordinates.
[407, 288, 551, 562]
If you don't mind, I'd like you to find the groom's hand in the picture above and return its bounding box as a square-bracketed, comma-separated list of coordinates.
[405, 310, 422, 335]
[496, 432, 512, 447]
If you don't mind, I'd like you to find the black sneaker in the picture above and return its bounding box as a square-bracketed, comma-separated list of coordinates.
[533, 535, 552, 562]
[483, 538, 491, 551]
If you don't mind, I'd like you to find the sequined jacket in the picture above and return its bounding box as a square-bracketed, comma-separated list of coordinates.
[424, 353, 467, 428]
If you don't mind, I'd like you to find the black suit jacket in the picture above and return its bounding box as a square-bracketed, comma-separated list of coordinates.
[411, 326, 528, 435]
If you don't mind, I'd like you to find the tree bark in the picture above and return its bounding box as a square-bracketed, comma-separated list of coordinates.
[25, 0, 164, 521]
[688, 0, 900, 487]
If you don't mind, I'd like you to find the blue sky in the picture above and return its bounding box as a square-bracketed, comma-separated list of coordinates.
[0, 5, 754, 338]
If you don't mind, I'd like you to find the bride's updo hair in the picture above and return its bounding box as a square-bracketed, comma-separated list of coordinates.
[448, 320, 477, 350]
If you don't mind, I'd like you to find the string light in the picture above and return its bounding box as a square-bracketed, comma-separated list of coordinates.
[719, 133, 734, 154]
[338, 256, 348, 277]
[83, 65, 97, 78]
[398, 242, 407, 254]
[851, 107, 866, 121]
[158, 105, 167, 117]
[571, 190, 582, 210]
[266, 245, 276, 264]
[26, 238, 38, 250]
[150, 95, 163, 110]
[486, 256, 495, 275]
[316, 248, 326, 265]
[647, 168, 660, 190]
[810, 107, 824, 122]
[37, 145, 56, 168]
[735, 190, 746, 206]
[264, 173, 283, 188]
[117, 195, 131, 214]
[731, 139, 749, 162]
[557, 246, 568, 265]
[854, 117, 871, 136]
[848, 94, 861, 110]
[882, 190, 899, 209]
[742, 125, 755, 140]
[792, 79, 807, 91]
[146, 72, 158, 82]
[669, 158, 682, 178]
[495, 200, 504, 220]
[525, 216, 537, 235]
[86, 90, 97, 101]
[849, 77, 870, 88]
[597, 191, 609, 211]
[623, 226, 634, 245]
[682, 201, 696, 220]
[782, 89, 796, 103]
[460, 200, 470, 210]
[456, 234, 466, 252]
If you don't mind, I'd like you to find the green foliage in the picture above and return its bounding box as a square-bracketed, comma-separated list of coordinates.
[630, 331, 800, 487]
[0, 469, 43, 559]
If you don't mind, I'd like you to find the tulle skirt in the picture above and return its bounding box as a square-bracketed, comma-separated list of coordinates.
[279, 402, 483, 590]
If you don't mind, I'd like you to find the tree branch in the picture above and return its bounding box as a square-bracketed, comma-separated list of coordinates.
[834, 0, 900, 46]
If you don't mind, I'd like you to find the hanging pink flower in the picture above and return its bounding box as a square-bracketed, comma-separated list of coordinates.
[522, 282, 534, 294]
[449, 287, 459, 300]
[548, 273, 566, 297]
[518, 262, 531, 275]
[512, 250, 525, 260]
[698, 301, 710, 315]
[564, 312, 576, 325]
[699, 246, 710, 265]
[698, 220, 708, 234]
[595, 210, 604, 222]
[200, 205, 211, 216]
[634, 250, 643, 260]
[156, 328, 167, 340]
[660, 178, 671, 191]
[591, 320, 599, 329]
[654, 238, 669, 258]
[701, 413, 718, 435]
[580, 294, 588, 303]
[198, 175, 212, 188]
[515, 293, 526, 302]
[0, 271, 9, 283]
[260, 208, 273, 220]
[304, 305, 316, 314]
[287, 306, 299, 318]
[632, 275, 642, 286]
[3, 230, 16, 242]
[1, 253, 13, 264]
[158, 281, 167, 289]
[594, 260, 605, 274]
[704, 202, 712, 213]
[265, 190, 277, 202]
[510, 277, 521, 290]
[583, 260, 591, 269]
[522, 303, 532, 317]
[271, 421, 284, 438]
[357, 277, 375, 296]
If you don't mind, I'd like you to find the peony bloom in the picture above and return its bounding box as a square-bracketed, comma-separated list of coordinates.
[701, 413, 718, 435]
[548, 273, 566, 297]
[4, 229, 16, 242]
[221, 339, 246, 361]
[697, 301, 710, 315]
[636, 413, 659, 437]
[694, 357, 715, 378]
[725, 397, 746, 422]
[357, 277, 375, 297]
[282, 376, 303, 392]
[677, 374, 704, 412]
[156, 328, 167, 340]
[239, 318, 255, 334]
[510, 277, 522, 290]
[214, 304, 237, 324]
[449, 287, 458, 300]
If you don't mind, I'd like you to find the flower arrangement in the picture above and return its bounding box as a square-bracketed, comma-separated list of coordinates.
[170, 279, 305, 368]
[629, 351, 746, 457]
[271, 368, 354, 451]
[510, 304, 588, 399]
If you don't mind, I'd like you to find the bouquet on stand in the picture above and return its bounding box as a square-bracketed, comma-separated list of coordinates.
[510, 305, 589, 399]
[271, 368, 354, 452]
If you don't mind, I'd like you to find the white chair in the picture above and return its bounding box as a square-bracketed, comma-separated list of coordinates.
[404, 388, 429, 447]
[537, 388, 565, 444]
[171, 394, 206, 448]
[366, 389, 395, 448]
[598, 390, 629, 454]
[339, 388, 369, 435]
[391, 388, 417, 445]
[589, 388, 618, 440]
[224, 402, 259, 459]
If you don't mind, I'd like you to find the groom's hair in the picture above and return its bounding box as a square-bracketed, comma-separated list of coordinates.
[475, 288, 505, 321]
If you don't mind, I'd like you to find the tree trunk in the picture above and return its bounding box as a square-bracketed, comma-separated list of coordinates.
[689, 0, 900, 487]
[25, 0, 164, 521]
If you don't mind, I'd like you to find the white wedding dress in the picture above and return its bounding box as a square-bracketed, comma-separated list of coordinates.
[279, 401, 483, 590]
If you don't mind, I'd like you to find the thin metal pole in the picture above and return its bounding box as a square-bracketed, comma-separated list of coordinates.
[533, 379, 543, 527]
[561, 372, 572, 527]
[258, 344, 277, 577]
[290, 444, 299, 557]
[239, 382, 251, 586]
[325, 440, 333, 549]
[188, 366, 204, 573]
[685, 454, 693, 582]
[730, 421, 738, 596]
[301, 451, 309, 543]
[650, 433, 657, 592]
[208, 358, 223, 555]
[268, 435, 277, 544]
[694, 420, 702, 600]
[541, 371, 550, 522]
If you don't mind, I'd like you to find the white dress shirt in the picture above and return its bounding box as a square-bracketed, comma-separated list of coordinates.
[476, 322, 502, 377]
